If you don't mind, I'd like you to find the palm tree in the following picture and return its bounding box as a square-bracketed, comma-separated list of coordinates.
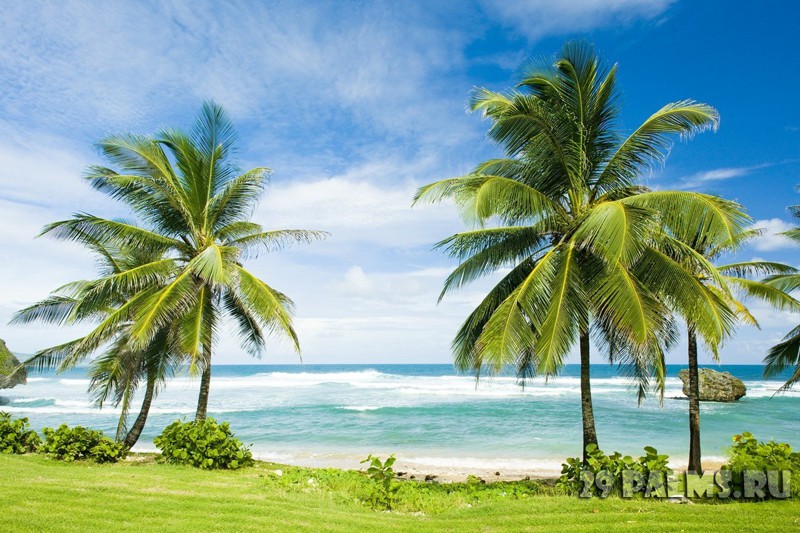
[13, 239, 185, 447]
[764, 192, 800, 390]
[88, 328, 182, 448]
[17, 102, 327, 420]
[414, 42, 747, 457]
[663, 226, 799, 473]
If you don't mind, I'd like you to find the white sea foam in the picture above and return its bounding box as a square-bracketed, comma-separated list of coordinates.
[338, 405, 383, 412]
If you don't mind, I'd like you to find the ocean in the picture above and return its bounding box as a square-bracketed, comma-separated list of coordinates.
[2, 364, 798, 475]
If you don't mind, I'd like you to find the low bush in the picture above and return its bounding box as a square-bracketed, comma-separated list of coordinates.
[0, 412, 41, 454]
[722, 432, 799, 499]
[263, 461, 543, 514]
[361, 454, 399, 509]
[725, 432, 800, 473]
[41, 424, 126, 463]
[557, 444, 671, 497]
[154, 418, 253, 470]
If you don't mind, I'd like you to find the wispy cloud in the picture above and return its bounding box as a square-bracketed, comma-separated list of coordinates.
[677, 164, 765, 190]
[0, 0, 789, 364]
[479, 0, 675, 41]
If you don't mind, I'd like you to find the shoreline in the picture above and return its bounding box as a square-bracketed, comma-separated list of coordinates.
[131, 447, 728, 483]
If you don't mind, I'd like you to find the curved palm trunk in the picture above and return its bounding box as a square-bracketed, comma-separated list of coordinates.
[687, 326, 702, 474]
[580, 331, 598, 460]
[195, 362, 211, 421]
[123, 377, 155, 449]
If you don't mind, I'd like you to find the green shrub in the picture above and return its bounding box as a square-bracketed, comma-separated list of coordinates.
[557, 444, 671, 497]
[0, 412, 41, 454]
[360, 454, 399, 509]
[262, 463, 543, 514]
[725, 432, 800, 473]
[41, 424, 126, 463]
[154, 418, 253, 470]
[722, 432, 799, 499]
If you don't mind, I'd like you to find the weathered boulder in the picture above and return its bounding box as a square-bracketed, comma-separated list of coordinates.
[678, 368, 746, 402]
[0, 338, 26, 389]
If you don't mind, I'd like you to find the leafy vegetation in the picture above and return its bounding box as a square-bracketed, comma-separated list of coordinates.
[41, 424, 127, 463]
[414, 41, 750, 458]
[764, 190, 800, 391]
[13, 102, 326, 435]
[558, 444, 671, 497]
[1, 454, 798, 532]
[265, 461, 542, 514]
[722, 432, 799, 499]
[0, 412, 41, 453]
[360, 454, 399, 509]
[668, 227, 799, 473]
[153, 418, 253, 470]
[12, 243, 184, 449]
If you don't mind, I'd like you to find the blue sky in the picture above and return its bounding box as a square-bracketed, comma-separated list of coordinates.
[0, 0, 798, 365]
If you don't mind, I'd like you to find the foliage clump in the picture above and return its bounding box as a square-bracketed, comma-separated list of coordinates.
[557, 444, 671, 497]
[41, 424, 126, 463]
[263, 461, 543, 514]
[360, 454, 399, 509]
[154, 418, 253, 470]
[722, 432, 799, 499]
[725, 432, 800, 473]
[0, 412, 40, 454]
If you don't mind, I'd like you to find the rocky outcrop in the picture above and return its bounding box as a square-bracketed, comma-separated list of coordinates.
[678, 368, 746, 402]
[0, 338, 26, 389]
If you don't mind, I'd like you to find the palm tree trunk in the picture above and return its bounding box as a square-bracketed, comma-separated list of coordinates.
[580, 330, 598, 461]
[195, 361, 211, 421]
[123, 377, 155, 449]
[687, 326, 702, 474]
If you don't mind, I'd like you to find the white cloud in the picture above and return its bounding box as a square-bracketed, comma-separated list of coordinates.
[676, 165, 768, 190]
[0, 0, 792, 366]
[480, 0, 675, 41]
[751, 218, 796, 251]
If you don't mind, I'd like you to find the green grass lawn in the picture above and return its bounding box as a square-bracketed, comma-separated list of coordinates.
[0, 454, 798, 532]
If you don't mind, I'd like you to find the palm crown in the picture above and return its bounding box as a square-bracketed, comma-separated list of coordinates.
[15, 102, 327, 419]
[414, 42, 750, 453]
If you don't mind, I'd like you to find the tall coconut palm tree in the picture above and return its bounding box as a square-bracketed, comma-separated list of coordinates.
[17, 102, 327, 420]
[13, 241, 183, 447]
[414, 42, 748, 458]
[764, 192, 800, 390]
[662, 225, 800, 473]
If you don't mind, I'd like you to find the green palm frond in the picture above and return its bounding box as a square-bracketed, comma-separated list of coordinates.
[475, 247, 561, 372]
[764, 273, 800, 294]
[717, 261, 797, 278]
[234, 266, 299, 353]
[621, 191, 751, 250]
[595, 100, 719, 193]
[764, 325, 800, 391]
[227, 229, 329, 257]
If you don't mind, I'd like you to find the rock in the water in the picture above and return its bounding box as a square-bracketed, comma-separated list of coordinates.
[0, 338, 26, 389]
[678, 368, 746, 402]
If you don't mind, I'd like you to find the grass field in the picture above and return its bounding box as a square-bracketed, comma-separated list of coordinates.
[0, 454, 798, 532]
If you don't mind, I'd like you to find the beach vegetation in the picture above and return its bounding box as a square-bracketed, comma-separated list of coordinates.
[557, 444, 671, 497]
[41, 424, 127, 463]
[0, 412, 41, 454]
[415, 41, 743, 457]
[2, 454, 799, 532]
[360, 454, 399, 509]
[12, 242, 184, 449]
[153, 418, 253, 470]
[763, 191, 800, 391]
[659, 225, 799, 473]
[12, 102, 327, 427]
[723, 432, 799, 499]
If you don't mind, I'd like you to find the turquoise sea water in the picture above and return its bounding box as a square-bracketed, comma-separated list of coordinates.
[2, 364, 797, 473]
